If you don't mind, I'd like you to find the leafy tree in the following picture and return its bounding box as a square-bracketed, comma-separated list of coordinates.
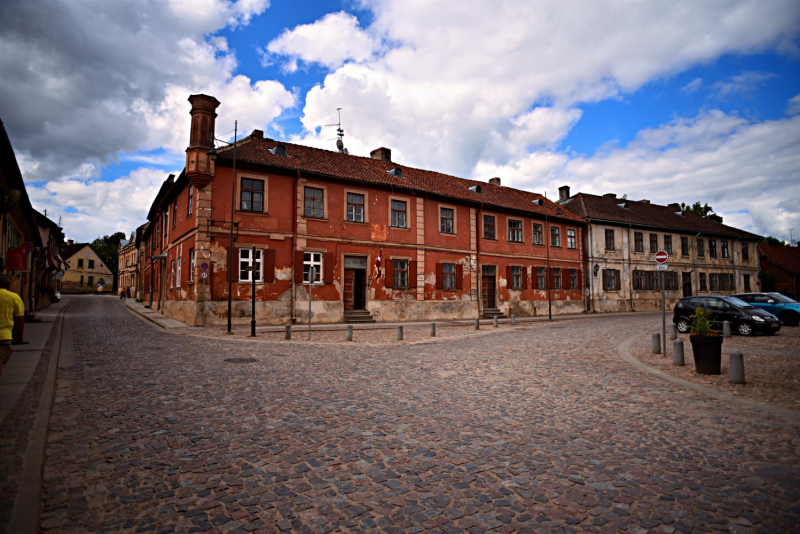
[761, 236, 788, 247]
[91, 231, 126, 290]
[760, 272, 778, 292]
[679, 202, 723, 223]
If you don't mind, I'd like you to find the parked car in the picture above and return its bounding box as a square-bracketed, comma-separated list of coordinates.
[732, 292, 800, 326]
[673, 295, 781, 336]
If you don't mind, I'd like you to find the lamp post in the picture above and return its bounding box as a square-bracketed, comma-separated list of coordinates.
[207, 121, 237, 334]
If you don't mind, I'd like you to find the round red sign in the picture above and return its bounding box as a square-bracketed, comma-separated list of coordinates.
[655, 250, 669, 263]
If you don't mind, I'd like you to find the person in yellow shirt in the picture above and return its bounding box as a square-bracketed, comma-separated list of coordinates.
[0, 274, 25, 377]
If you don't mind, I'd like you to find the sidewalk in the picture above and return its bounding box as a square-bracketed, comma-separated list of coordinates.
[123, 297, 661, 333]
[0, 298, 69, 425]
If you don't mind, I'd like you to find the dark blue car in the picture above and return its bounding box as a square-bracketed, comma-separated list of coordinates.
[733, 293, 800, 326]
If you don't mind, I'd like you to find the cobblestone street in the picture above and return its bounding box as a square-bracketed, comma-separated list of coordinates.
[37, 297, 800, 533]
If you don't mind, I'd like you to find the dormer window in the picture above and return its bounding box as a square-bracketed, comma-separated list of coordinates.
[617, 203, 629, 209]
[387, 168, 403, 177]
[468, 185, 482, 194]
[269, 145, 288, 156]
[532, 199, 544, 206]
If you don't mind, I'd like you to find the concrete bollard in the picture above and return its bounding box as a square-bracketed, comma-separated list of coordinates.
[430, 322, 436, 337]
[397, 325, 404, 341]
[346, 325, 353, 342]
[493, 316, 498, 328]
[723, 320, 731, 338]
[729, 349, 746, 384]
[652, 332, 661, 354]
[673, 339, 684, 366]
[511, 314, 516, 325]
[284, 324, 291, 340]
[669, 324, 677, 340]
[475, 318, 480, 330]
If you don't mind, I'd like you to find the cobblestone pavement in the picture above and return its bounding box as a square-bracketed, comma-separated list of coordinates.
[40, 297, 800, 534]
[631, 327, 800, 410]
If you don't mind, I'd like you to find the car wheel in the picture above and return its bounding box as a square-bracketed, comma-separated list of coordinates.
[779, 311, 800, 327]
[676, 319, 690, 333]
[737, 322, 753, 336]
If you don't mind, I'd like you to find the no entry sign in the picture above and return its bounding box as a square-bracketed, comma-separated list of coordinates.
[655, 250, 669, 263]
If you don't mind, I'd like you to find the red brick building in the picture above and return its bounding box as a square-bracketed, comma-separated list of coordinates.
[759, 244, 799, 300]
[140, 94, 586, 326]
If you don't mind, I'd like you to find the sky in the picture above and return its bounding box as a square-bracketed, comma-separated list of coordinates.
[2, 0, 799, 244]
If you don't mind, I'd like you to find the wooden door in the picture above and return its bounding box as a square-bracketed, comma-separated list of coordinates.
[354, 270, 366, 310]
[482, 275, 496, 308]
[344, 269, 355, 311]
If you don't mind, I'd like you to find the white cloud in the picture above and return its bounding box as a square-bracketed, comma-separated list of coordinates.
[681, 78, 704, 94]
[787, 93, 800, 115]
[0, 0, 292, 182]
[266, 12, 378, 71]
[710, 71, 777, 100]
[27, 168, 173, 242]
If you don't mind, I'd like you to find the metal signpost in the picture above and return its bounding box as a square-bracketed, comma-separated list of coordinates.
[200, 262, 209, 327]
[250, 246, 256, 338]
[655, 250, 669, 356]
[308, 266, 316, 340]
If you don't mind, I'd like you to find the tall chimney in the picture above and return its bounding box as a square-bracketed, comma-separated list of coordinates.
[488, 177, 501, 186]
[370, 147, 392, 162]
[558, 185, 570, 202]
[603, 193, 617, 199]
[186, 94, 221, 188]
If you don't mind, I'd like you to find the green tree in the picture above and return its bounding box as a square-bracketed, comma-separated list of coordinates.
[760, 272, 778, 292]
[679, 202, 723, 223]
[91, 231, 126, 291]
[761, 236, 788, 247]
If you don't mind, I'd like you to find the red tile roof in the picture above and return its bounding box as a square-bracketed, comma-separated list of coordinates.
[562, 193, 761, 239]
[759, 244, 800, 274]
[216, 136, 584, 223]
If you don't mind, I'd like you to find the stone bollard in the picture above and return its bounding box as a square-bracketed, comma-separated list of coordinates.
[723, 321, 731, 338]
[346, 325, 353, 342]
[669, 324, 677, 340]
[511, 314, 516, 325]
[397, 325, 404, 341]
[284, 324, 291, 340]
[430, 322, 436, 337]
[729, 349, 746, 384]
[475, 318, 480, 330]
[493, 316, 498, 328]
[673, 339, 684, 366]
[652, 332, 661, 354]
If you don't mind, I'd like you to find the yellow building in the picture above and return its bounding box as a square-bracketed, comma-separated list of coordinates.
[60, 241, 113, 294]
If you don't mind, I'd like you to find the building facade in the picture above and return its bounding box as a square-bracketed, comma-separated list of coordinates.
[758, 244, 799, 300]
[140, 94, 587, 326]
[117, 229, 142, 295]
[561, 189, 762, 312]
[60, 242, 114, 294]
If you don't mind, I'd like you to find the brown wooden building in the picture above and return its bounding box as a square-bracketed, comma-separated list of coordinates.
[140, 94, 587, 326]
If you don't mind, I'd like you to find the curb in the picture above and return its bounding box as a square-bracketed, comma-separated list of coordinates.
[618, 331, 800, 424]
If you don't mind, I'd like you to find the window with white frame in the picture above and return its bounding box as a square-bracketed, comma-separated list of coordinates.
[347, 193, 365, 222]
[511, 266, 522, 289]
[189, 248, 194, 282]
[533, 224, 543, 245]
[188, 185, 193, 215]
[440, 208, 454, 234]
[442, 263, 456, 289]
[176, 256, 181, 288]
[391, 200, 406, 228]
[508, 220, 523, 242]
[170, 260, 175, 288]
[393, 260, 408, 288]
[303, 252, 322, 283]
[567, 229, 576, 249]
[239, 249, 263, 282]
[551, 226, 561, 247]
[537, 267, 546, 289]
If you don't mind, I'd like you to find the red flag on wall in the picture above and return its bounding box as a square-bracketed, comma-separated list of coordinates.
[374, 249, 383, 280]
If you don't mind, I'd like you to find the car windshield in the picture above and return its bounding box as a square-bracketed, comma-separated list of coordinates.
[725, 297, 754, 308]
[770, 293, 797, 303]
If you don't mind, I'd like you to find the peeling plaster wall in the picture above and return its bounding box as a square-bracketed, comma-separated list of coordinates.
[368, 300, 479, 322]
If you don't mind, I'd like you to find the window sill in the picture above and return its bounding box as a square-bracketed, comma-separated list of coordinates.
[482, 237, 497, 241]
[344, 220, 369, 225]
[237, 210, 267, 215]
[304, 217, 328, 222]
[508, 241, 525, 245]
[438, 232, 458, 237]
[389, 226, 411, 231]
[187, 281, 193, 286]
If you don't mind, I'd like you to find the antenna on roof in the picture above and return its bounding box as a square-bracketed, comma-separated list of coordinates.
[326, 108, 348, 154]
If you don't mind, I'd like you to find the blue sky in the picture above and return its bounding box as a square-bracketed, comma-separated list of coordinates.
[2, 0, 799, 242]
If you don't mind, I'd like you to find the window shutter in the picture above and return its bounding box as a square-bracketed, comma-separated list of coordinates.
[615, 270, 621, 290]
[385, 259, 394, 288]
[435, 263, 444, 289]
[294, 250, 304, 282]
[576, 270, 583, 290]
[323, 252, 334, 283]
[550, 268, 556, 290]
[522, 267, 528, 289]
[456, 264, 463, 289]
[506, 266, 514, 288]
[263, 249, 276, 282]
[409, 261, 417, 288]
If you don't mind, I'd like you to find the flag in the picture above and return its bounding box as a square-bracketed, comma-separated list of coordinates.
[43, 243, 56, 270]
[374, 249, 382, 280]
[56, 253, 69, 270]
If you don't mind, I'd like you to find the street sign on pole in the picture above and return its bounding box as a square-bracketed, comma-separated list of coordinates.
[308, 266, 316, 340]
[199, 271, 209, 279]
[655, 250, 669, 263]
[655, 250, 668, 356]
[656, 263, 668, 271]
[200, 262, 209, 271]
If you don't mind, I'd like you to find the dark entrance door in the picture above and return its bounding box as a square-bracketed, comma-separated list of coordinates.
[482, 265, 496, 309]
[682, 272, 693, 297]
[344, 257, 367, 311]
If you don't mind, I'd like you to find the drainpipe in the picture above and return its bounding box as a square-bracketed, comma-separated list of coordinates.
[692, 231, 701, 294]
[545, 205, 551, 321]
[290, 170, 300, 323]
[627, 223, 634, 312]
[587, 220, 595, 313]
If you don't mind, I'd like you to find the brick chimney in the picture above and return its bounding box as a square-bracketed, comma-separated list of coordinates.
[558, 185, 570, 202]
[370, 147, 391, 162]
[488, 177, 501, 186]
[603, 193, 617, 198]
[186, 94, 221, 188]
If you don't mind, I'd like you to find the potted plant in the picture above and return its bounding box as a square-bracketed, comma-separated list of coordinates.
[689, 306, 722, 375]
